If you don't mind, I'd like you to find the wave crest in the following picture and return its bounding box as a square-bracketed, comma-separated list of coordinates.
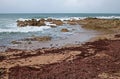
[0, 26, 51, 33]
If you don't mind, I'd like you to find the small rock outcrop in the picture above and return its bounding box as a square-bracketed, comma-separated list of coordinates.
[17, 18, 64, 27]
[67, 20, 78, 25]
[17, 19, 45, 27]
[46, 18, 53, 22]
[61, 28, 69, 32]
[115, 34, 120, 38]
[52, 20, 64, 26]
[24, 36, 52, 42]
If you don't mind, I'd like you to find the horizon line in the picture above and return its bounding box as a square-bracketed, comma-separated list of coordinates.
[0, 12, 120, 14]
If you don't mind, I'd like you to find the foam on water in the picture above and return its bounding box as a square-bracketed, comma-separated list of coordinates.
[48, 16, 120, 20]
[96, 16, 120, 19]
[1, 15, 120, 33]
[0, 24, 51, 33]
[18, 18, 30, 21]
[0, 14, 120, 46]
[17, 16, 120, 22]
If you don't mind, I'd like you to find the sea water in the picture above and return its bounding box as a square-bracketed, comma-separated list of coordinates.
[0, 13, 120, 46]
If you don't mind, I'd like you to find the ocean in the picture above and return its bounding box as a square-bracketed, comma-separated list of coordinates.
[0, 13, 120, 46]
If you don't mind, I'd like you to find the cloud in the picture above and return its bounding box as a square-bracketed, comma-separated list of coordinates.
[0, 0, 120, 13]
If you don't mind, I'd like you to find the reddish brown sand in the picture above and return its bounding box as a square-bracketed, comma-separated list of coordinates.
[0, 35, 120, 79]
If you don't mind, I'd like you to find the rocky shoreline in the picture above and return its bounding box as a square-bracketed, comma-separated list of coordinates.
[17, 18, 64, 27]
[0, 18, 120, 79]
[0, 33, 120, 79]
[9, 39, 120, 79]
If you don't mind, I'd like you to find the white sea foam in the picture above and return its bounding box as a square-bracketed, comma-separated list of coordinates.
[96, 16, 120, 19]
[45, 22, 56, 26]
[17, 16, 120, 22]
[18, 18, 42, 21]
[8, 16, 120, 33]
[47, 16, 120, 21]
[47, 17, 83, 21]
[0, 25, 51, 33]
[17, 18, 30, 21]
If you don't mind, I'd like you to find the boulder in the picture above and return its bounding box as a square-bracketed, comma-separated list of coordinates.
[61, 28, 69, 32]
[40, 18, 45, 22]
[31, 19, 38, 26]
[24, 36, 52, 42]
[34, 36, 52, 41]
[67, 20, 78, 25]
[52, 20, 63, 26]
[115, 34, 120, 38]
[17, 20, 26, 27]
[46, 18, 53, 22]
[0, 68, 6, 76]
[17, 18, 64, 27]
[50, 25, 57, 28]
[11, 41, 22, 44]
[17, 19, 45, 27]
[37, 20, 45, 26]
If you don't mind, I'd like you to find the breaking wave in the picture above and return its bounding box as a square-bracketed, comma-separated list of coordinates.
[1, 16, 120, 33]
[0, 25, 51, 33]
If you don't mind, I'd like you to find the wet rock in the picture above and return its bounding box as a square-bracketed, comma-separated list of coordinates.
[79, 17, 120, 32]
[67, 20, 78, 25]
[61, 28, 69, 32]
[28, 41, 32, 44]
[34, 36, 52, 41]
[17, 19, 45, 27]
[24, 36, 52, 42]
[0, 68, 6, 76]
[17, 20, 26, 27]
[50, 25, 57, 28]
[115, 34, 120, 38]
[17, 18, 65, 27]
[26, 19, 40, 26]
[37, 19, 45, 26]
[11, 41, 22, 44]
[52, 20, 63, 26]
[46, 18, 53, 22]
[40, 18, 45, 22]
[0, 55, 6, 61]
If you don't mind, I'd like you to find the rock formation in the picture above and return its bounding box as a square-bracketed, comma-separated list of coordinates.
[17, 18, 64, 27]
[67, 20, 78, 25]
[17, 19, 45, 27]
[61, 28, 69, 32]
[52, 20, 63, 26]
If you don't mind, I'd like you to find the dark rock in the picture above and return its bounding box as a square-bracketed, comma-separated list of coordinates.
[37, 19, 45, 26]
[0, 55, 6, 61]
[46, 18, 53, 22]
[24, 36, 52, 42]
[52, 20, 63, 26]
[67, 20, 78, 25]
[0, 68, 6, 76]
[115, 34, 120, 38]
[17, 19, 45, 27]
[11, 41, 22, 44]
[61, 28, 69, 32]
[17, 20, 26, 27]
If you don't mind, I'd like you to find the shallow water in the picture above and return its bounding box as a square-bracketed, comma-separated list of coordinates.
[8, 25, 98, 50]
[0, 13, 120, 46]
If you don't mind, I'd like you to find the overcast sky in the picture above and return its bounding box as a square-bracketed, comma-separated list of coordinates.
[0, 0, 120, 13]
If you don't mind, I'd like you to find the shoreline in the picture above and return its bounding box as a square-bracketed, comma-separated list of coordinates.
[0, 34, 120, 79]
[1, 33, 120, 79]
[0, 18, 120, 79]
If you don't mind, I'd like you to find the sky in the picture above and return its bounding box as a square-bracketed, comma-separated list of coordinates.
[0, 0, 120, 13]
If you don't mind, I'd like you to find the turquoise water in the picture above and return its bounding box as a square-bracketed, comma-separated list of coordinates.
[0, 13, 120, 46]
